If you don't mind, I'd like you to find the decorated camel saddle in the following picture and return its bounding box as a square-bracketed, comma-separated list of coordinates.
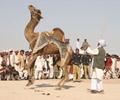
[33, 32, 69, 58]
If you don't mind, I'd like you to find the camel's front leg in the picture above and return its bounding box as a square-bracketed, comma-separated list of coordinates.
[26, 54, 38, 86]
[57, 67, 69, 89]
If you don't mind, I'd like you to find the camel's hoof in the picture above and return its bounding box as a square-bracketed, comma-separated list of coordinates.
[26, 82, 33, 86]
[55, 84, 63, 90]
[55, 87, 62, 90]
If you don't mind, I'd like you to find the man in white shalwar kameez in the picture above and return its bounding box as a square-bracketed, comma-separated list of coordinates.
[87, 39, 106, 94]
[34, 55, 45, 80]
[48, 55, 54, 78]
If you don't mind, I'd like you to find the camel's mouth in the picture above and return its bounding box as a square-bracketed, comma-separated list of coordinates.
[28, 5, 43, 19]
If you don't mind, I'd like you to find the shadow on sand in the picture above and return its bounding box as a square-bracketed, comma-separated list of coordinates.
[35, 83, 75, 89]
[28, 80, 83, 90]
[28, 83, 75, 90]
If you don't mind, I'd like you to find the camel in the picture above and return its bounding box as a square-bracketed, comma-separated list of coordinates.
[24, 5, 73, 88]
[25, 5, 65, 51]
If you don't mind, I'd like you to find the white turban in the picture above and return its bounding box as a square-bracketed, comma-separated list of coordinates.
[98, 39, 106, 47]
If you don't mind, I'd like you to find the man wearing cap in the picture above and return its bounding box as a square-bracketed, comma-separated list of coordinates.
[86, 39, 106, 94]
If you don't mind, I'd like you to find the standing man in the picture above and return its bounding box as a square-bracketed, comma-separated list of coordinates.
[34, 55, 45, 80]
[111, 55, 117, 79]
[18, 50, 25, 70]
[82, 53, 92, 79]
[48, 54, 54, 79]
[17, 50, 25, 79]
[76, 38, 80, 49]
[72, 48, 82, 82]
[81, 39, 90, 51]
[9, 50, 15, 67]
[87, 39, 106, 93]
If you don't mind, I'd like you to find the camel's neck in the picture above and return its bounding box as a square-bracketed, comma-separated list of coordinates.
[24, 17, 40, 43]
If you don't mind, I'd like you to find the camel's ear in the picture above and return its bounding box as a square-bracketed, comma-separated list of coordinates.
[37, 10, 43, 19]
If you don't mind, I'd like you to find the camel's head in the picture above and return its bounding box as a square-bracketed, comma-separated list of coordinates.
[28, 5, 43, 21]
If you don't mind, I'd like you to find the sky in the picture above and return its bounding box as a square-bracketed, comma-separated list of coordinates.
[0, 0, 120, 55]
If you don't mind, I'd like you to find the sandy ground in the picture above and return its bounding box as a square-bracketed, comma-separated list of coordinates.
[0, 79, 120, 100]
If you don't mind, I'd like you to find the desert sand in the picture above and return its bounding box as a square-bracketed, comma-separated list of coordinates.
[0, 79, 120, 100]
